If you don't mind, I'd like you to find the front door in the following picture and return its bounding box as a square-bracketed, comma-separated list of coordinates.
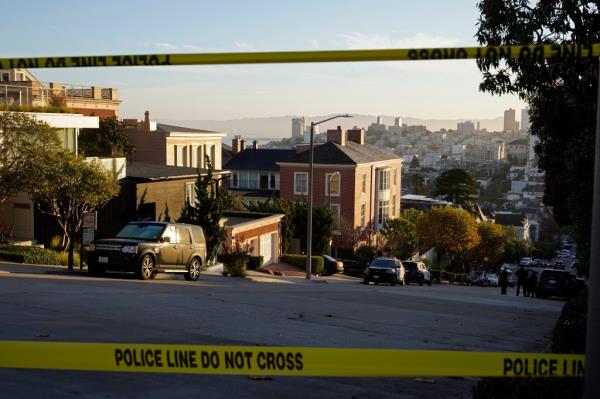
[260, 234, 272, 264]
[158, 225, 179, 267]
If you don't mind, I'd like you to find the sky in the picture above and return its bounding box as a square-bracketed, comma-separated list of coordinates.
[1, 0, 527, 121]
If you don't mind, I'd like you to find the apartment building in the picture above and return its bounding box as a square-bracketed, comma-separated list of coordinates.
[278, 127, 403, 236]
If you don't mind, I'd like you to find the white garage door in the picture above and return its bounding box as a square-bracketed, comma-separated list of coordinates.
[260, 234, 272, 264]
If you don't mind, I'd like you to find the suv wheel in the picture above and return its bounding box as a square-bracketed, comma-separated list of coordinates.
[418, 275, 424, 286]
[137, 254, 154, 280]
[185, 257, 201, 281]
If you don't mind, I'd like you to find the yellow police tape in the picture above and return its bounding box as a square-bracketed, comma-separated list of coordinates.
[0, 341, 584, 378]
[1, 43, 599, 69]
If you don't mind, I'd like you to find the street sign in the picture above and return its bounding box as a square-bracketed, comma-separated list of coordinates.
[82, 228, 95, 245]
[82, 212, 97, 229]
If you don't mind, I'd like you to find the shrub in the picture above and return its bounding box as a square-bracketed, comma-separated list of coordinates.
[247, 256, 264, 270]
[355, 245, 376, 262]
[0, 245, 61, 265]
[221, 254, 248, 277]
[58, 251, 81, 268]
[281, 254, 324, 275]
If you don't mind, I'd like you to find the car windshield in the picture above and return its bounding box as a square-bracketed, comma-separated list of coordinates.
[486, 274, 498, 279]
[370, 259, 395, 268]
[116, 223, 165, 240]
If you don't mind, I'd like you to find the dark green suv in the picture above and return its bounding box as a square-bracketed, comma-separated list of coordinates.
[88, 222, 206, 281]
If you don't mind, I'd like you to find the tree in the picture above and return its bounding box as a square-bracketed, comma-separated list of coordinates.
[380, 217, 418, 260]
[501, 226, 532, 263]
[470, 221, 507, 266]
[32, 151, 120, 270]
[434, 168, 478, 206]
[178, 157, 229, 264]
[245, 197, 294, 253]
[409, 156, 421, 170]
[79, 116, 135, 157]
[407, 173, 428, 195]
[416, 206, 480, 271]
[476, 0, 599, 271]
[0, 112, 61, 204]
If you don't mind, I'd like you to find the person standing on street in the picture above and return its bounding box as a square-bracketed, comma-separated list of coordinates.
[515, 265, 528, 296]
[527, 271, 538, 298]
[499, 268, 509, 295]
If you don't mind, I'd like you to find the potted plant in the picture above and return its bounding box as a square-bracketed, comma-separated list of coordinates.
[221, 238, 250, 277]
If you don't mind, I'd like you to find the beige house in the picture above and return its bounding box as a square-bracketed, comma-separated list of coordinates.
[125, 111, 225, 170]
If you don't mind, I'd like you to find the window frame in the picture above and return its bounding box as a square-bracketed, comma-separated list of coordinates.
[325, 172, 341, 197]
[294, 172, 308, 195]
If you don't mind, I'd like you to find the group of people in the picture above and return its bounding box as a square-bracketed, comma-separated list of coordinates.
[499, 265, 538, 297]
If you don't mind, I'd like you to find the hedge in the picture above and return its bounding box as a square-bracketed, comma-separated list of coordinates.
[247, 256, 264, 270]
[281, 254, 324, 275]
[0, 245, 61, 265]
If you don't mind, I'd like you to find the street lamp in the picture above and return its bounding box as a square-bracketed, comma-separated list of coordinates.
[306, 114, 352, 279]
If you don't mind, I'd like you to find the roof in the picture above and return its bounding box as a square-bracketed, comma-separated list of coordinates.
[225, 149, 296, 171]
[156, 123, 217, 134]
[125, 162, 227, 181]
[401, 194, 452, 206]
[279, 141, 400, 165]
[494, 212, 528, 226]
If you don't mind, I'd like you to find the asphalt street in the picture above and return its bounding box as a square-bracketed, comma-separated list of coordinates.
[0, 263, 565, 398]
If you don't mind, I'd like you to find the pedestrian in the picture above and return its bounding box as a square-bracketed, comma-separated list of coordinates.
[499, 268, 508, 295]
[527, 271, 538, 298]
[515, 265, 528, 296]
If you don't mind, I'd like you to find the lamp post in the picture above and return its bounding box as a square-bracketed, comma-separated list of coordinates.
[306, 115, 352, 280]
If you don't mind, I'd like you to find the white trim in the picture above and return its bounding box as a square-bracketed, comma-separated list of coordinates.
[294, 172, 308, 195]
[325, 173, 341, 197]
[276, 162, 356, 169]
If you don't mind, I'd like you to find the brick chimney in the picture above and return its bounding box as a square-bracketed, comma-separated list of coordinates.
[143, 110, 151, 132]
[327, 126, 346, 145]
[252, 140, 258, 149]
[232, 136, 243, 154]
[347, 128, 365, 145]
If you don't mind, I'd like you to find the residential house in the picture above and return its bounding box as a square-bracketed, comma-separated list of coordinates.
[0, 112, 102, 244]
[224, 137, 295, 202]
[278, 127, 403, 240]
[125, 111, 225, 170]
[506, 138, 528, 162]
[494, 212, 530, 241]
[0, 68, 121, 117]
[400, 194, 452, 213]
[97, 162, 230, 239]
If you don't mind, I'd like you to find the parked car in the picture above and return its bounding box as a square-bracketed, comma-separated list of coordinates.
[363, 257, 405, 286]
[343, 259, 368, 277]
[402, 261, 432, 286]
[506, 272, 516, 287]
[467, 271, 484, 286]
[537, 269, 580, 299]
[482, 273, 499, 287]
[322, 255, 344, 275]
[88, 221, 206, 281]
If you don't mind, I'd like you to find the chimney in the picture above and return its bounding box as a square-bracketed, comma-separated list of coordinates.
[327, 126, 346, 145]
[143, 110, 151, 132]
[347, 128, 365, 145]
[252, 140, 258, 149]
[232, 135, 242, 154]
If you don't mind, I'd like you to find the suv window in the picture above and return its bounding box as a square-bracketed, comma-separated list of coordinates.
[176, 226, 191, 245]
[162, 225, 178, 243]
[402, 262, 417, 273]
[190, 226, 205, 244]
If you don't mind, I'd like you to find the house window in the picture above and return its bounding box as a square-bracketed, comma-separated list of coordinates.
[247, 171, 258, 189]
[232, 172, 239, 188]
[185, 181, 196, 205]
[360, 203, 366, 228]
[173, 145, 178, 166]
[330, 204, 341, 229]
[260, 173, 269, 190]
[393, 169, 398, 186]
[361, 173, 367, 193]
[325, 173, 341, 197]
[378, 200, 389, 225]
[270, 174, 279, 190]
[378, 170, 390, 191]
[294, 172, 308, 195]
[392, 195, 396, 217]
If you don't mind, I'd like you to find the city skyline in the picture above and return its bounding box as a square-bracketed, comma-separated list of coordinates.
[1, 0, 527, 121]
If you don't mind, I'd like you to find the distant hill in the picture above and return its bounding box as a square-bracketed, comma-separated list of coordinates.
[156, 114, 506, 143]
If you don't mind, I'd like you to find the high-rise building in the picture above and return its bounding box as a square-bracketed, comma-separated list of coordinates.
[292, 117, 305, 139]
[394, 117, 402, 126]
[503, 108, 517, 133]
[377, 115, 384, 125]
[521, 108, 530, 132]
[457, 120, 475, 134]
